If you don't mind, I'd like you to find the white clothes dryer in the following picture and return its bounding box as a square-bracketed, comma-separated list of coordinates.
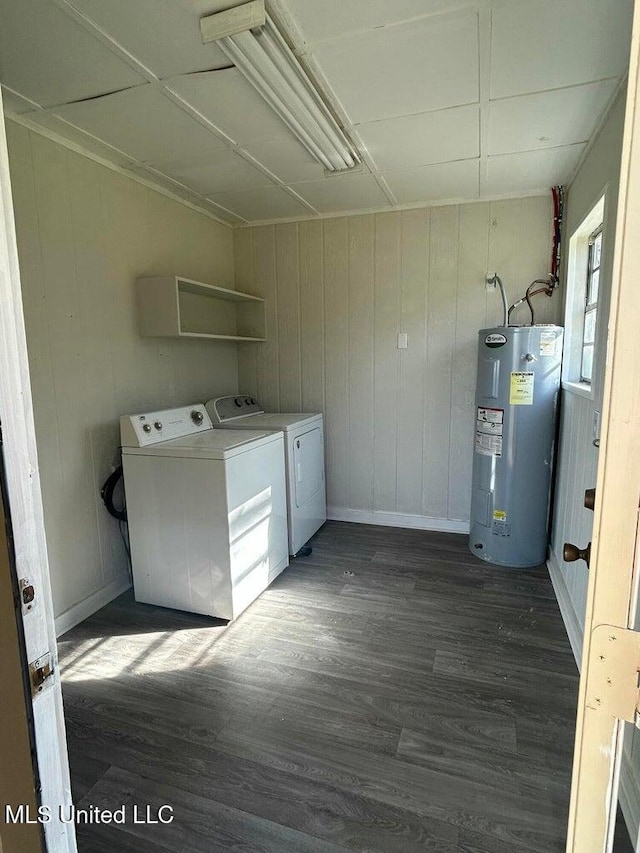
[206, 395, 326, 557]
[120, 404, 288, 620]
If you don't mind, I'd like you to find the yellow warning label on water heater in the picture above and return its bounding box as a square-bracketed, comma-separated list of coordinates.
[493, 510, 507, 520]
[510, 371, 534, 405]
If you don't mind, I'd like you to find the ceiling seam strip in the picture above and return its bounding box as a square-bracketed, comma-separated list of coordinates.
[478, 1, 492, 198]
[298, 5, 480, 48]
[348, 123, 398, 205]
[490, 76, 623, 105]
[352, 100, 481, 130]
[488, 141, 591, 159]
[51, 0, 160, 83]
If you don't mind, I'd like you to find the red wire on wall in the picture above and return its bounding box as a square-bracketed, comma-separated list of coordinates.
[550, 185, 564, 282]
[505, 186, 564, 325]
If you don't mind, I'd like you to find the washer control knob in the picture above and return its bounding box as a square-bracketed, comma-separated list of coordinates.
[250, 398, 256, 405]
[142, 423, 152, 433]
[234, 397, 242, 407]
[154, 421, 162, 430]
[245, 397, 251, 405]
[191, 410, 204, 425]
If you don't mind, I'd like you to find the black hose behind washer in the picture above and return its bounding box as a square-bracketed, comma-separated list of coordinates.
[101, 465, 127, 522]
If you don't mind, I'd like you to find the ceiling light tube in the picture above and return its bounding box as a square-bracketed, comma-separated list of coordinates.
[257, 21, 357, 167]
[222, 33, 341, 170]
[200, 4, 359, 172]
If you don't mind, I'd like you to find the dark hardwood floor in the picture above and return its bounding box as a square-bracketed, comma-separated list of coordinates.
[57, 521, 634, 852]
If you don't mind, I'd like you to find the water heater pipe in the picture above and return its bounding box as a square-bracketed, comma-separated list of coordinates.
[493, 273, 509, 326]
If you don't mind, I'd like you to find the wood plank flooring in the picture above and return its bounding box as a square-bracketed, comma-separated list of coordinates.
[57, 521, 634, 852]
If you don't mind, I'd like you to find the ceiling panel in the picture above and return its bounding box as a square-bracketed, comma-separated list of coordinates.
[154, 149, 274, 195]
[283, 0, 475, 43]
[489, 80, 619, 156]
[491, 0, 634, 99]
[241, 137, 326, 183]
[383, 159, 479, 204]
[66, 0, 238, 78]
[0, 0, 145, 108]
[357, 104, 480, 171]
[206, 186, 312, 221]
[52, 85, 226, 165]
[486, 145, 587, 195]
[291, 173, 390, 213]
[311, 9, 479, 124]
[166, 69, 289, 144]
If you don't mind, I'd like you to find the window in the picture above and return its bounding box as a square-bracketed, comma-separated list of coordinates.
[563, 194, 605, 395]
[580, 225, 602, 384]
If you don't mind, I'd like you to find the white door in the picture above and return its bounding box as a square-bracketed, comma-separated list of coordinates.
[0, 93, 76, 852]
[566, 2, 640, 849]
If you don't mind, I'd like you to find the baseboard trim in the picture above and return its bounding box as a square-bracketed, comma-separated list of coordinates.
[327, 507, 469, 534]
[547, 548, 583, 668]
[55, 574, 132, 638]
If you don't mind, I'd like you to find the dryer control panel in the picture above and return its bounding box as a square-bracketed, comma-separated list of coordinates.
[208, 395, 265, 424]
[120, 404, 212, 447]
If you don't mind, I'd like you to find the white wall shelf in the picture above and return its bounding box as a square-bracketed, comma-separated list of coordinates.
[136, 275, 266, 341]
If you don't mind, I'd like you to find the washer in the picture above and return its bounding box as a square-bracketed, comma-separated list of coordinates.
[206, 395, 326, 556]
[120, 403, 288, 620]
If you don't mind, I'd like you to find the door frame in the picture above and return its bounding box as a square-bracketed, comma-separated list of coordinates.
[566, 1, 640, 849]
[0, 439, 43, 853]
[0, 92, 76, 852]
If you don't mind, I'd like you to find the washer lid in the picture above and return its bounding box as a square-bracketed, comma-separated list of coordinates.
[121, 428, 282, 460]
[213, 412, 322, 432]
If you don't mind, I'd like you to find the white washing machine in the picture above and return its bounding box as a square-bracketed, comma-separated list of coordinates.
[120, 404, 288, 620]
[206, 395, 326, 557]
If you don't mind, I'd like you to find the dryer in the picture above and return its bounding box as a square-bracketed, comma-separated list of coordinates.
[206, 395, 326, 557]
[120, 404, 288, 620]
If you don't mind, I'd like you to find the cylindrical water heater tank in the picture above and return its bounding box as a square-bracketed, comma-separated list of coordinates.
[469, 325, 563, 567]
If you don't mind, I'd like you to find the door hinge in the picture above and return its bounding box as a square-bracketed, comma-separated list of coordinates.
[588, 625, 640, 725]
[29, 651, 54, 696]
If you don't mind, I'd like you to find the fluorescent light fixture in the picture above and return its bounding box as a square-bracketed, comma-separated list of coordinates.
[200, 1, 359, 172]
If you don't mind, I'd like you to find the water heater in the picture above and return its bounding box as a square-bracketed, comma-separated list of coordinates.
[469, 325, 563, 567]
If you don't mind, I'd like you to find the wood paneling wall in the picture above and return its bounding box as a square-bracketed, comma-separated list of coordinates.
[6, 121, 237, 632]
[236, 197, 558, 530]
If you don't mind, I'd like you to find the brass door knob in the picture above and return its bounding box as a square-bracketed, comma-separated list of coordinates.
[563, 542, 591, 567]
[584, 488, 596, 511]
